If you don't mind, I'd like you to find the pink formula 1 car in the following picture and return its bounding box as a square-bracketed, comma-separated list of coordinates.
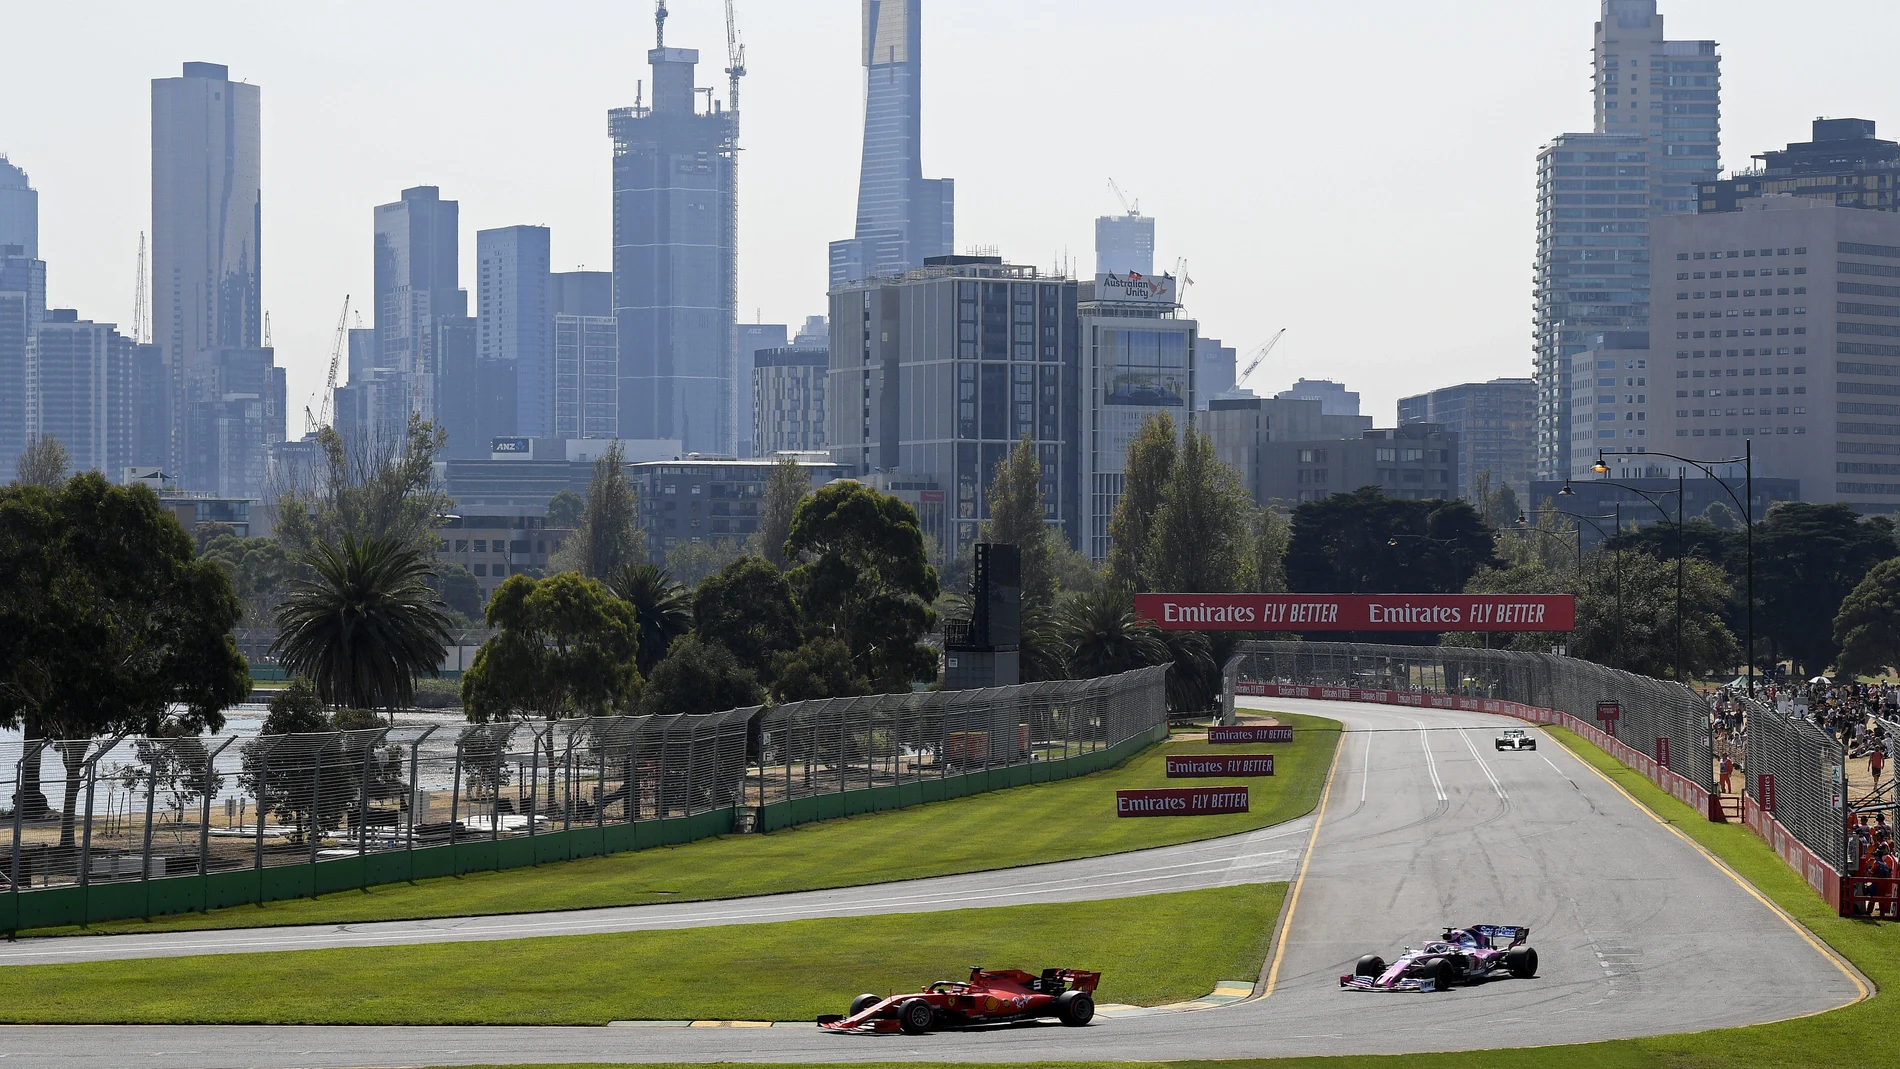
[1340, 924, 1538, 992]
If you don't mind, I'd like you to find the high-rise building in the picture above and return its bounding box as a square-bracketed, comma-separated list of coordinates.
[792, 315, 829, 349]
[1094, 212, 1154, 278]
[476, 226, 552, 438]
[1195, 337, 1237, 408]
[183, 345, 281, 499]
[1533, 2, 1720, 479]
[1563, 331, 1652, 477]
[551, 270, 612, 317]
[27, 310, 135, 479]
[828, 0, 954, 289]
[0, 245, 47, 476]
[1643, 195, 1900, 512]
[0, 157, 37, 258]
[752, 346, 830, 457]
[609, 20, 739, 455]
[132, 342, 168, 470]
[373, 186, 465, 427]
[1276, 378, 1361, 417]
[829, 255, 1079, 560]
[1076, 275, 1196, 560]
[1398, 378, 1537, 501]
[736, 323, 789, 457]
[1203, 396, 1374, 507]
[553, 314, 620, 440]
[1700, 118, 1900, 214]
[152, 62, 263, 487]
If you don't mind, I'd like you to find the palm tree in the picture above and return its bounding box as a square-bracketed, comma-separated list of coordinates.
[1059, 587, 1168, 679]
[611, 562, 693, 674]
[271, 534, 453, 715]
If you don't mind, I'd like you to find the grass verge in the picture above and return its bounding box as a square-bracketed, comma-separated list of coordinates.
[430, 721, 1891, 1069]
[0, 884, 1284, 1025]
[37, 714, 1336, 936]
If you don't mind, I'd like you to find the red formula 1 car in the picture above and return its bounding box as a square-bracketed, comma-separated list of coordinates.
[817, 966, 1100, 1034]
[1339, 924, 1538, 992]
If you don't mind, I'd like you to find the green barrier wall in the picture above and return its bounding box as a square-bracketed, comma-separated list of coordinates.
[1, 725, 1165, 933]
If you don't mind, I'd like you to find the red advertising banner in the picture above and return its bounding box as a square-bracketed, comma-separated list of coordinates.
[1655, 737, 1670, 768]
[1759, 773, 1776, 813]
[1134, 593, 1574, 632]
[1116, 787, 1250, 817]
[1166, 754, 1275, 778]
[1596, 701, 1622, 722]
[1209, 725, 1295, 744]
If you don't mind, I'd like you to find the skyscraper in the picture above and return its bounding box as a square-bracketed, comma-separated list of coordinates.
[1095, 212, 1154, 277]
[373, 186, 465, 428]
[0, 245, 47, 476]
[152, 62, 263, 487]
[0, 156, 37, 258]
[828, 0, 954, 289]
[28, 310, 136, 480]
[476, 226, 552, 438]
[1397, 378, 1536, 501]
[736, 323, 789, 457]
[610, 14, 739, 456]
[1532, 1, 1720, 478]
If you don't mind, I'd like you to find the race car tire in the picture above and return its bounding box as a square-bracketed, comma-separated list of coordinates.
[849, 993, 881, 1017]
[1056, 990, 1095, 1026]
[898, 998, 934, 1034]
[1506, 947, 1539, 978]
[1354, 955, 1386, 978]
[1430, 958, 1455, 991]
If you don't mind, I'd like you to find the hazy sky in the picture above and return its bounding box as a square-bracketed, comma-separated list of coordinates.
[4, 0, 1898, 428]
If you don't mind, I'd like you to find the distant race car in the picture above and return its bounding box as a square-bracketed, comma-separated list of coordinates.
[818, 966, 1099, 1034]
[1495, 728, 1537, 751]
[1340, 925, 1539, 992]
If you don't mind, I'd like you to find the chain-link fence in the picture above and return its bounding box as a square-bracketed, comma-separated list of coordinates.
[1226, 641, 1715, 794]
[1740, 694, 1847, 870]
[2, 666, 1168, 929]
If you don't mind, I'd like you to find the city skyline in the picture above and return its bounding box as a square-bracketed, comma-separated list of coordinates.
[5, 0, 1899, 433]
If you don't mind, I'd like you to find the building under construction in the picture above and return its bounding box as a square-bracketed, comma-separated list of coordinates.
[609, 2, 741, 456]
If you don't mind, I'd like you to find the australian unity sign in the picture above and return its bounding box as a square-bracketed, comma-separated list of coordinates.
[1134, 593, 1576, 633]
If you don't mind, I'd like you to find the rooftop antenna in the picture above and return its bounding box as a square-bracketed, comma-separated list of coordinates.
[655, 0, 667, 48]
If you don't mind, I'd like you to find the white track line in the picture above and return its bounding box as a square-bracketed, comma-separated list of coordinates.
[1360, 731, 1373, 803]
[1411, 719, 1447, 802]
[1540, 752, 1579, 790]
[1456, 727, 1509, 801]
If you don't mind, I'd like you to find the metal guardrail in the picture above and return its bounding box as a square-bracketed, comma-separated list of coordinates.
[1, 666, 1169, 906]
[1738, 695, 1847, 871]
[1225, 641, 1716, 797]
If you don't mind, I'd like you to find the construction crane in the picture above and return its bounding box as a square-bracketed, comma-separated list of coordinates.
[315, 295, 350, 432]
[262, 311, 272, 348]
[655, 0, 667, 47]
[130, 233, 149, 345]
[724, 0, 746, 114]
[1107, 178, 1140, 217]
[1173, 257, 1194, 304]
[1237, 328, 1288, 387]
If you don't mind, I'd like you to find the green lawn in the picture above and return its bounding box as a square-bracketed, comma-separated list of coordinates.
[0, 884, 1284, 1025]
[37, 714, 1337, 936]
[436, 722, 1896, 1069]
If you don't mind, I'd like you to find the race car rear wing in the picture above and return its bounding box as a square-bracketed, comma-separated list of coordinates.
[1460, 924, 1530, 948]
[1041, 968, 1101, 993]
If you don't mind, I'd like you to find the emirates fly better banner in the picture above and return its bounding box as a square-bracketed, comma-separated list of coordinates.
[1134, 593, 1576, 632]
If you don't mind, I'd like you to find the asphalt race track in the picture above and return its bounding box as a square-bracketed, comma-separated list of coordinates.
[0, 698, 1866, 1067]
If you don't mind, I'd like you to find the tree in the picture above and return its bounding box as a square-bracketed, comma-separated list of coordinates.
[193, 521, 238, 552]
[116, 731, 225, 846]
[1285, 487, 1496, 596]
[547, 440, 642, 579]
[1569, 547, 1737, 678]
[0, 475, 250, 837]
[262, 677, 332, 734]
[786, 481, 940, 692]
[692, 555, 801, 680]
[200, 533, 296, 625]
[14, 434, 69, 488]
[665, 537, 744, 587]
[770, 636, 869, 702]
[1470, 469, 1520, 530]
[1146, 424, 1254, 594]
[1050, 540, 1102, 598]
[461, 572, 642, 724]
[271, 534, 454, 716]
[610, 563, 693, 675]
[642, 634, 764, 715]
[1752, 503, 1895, 674]
[1106, 412, 1177, 590]
[1835, 558, 1900, 677]
[1059, 587, 1169, 679]
[545, 489, 585, 530]
[1250, 508, 1290, 593]
[273, 416, 450, 557]
[750, 454, 810, 568]
[429, 561, 485, 622]
[980, 435, 1057, 609]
